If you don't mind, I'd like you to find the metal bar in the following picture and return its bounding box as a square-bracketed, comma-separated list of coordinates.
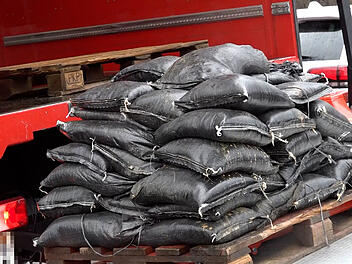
[337, 0, 352, 107]
[292, 0, 303, 65]
[3, 5, 264, 46]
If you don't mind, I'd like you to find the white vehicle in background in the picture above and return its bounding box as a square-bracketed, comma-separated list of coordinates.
[297, 1, 350, 87]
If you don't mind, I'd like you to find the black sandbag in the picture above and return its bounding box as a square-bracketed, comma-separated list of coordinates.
[278, 162, 299, 184]
[122, 89, 187, 130]
[316, 159, 352, 182]
[286, 137, 352, 185]
[112, 56, 179, 82]
[155, 109, 272, 146]
[93, 143, 162, 181]
[277, 82, 333, 104]
[259, 108, 316, 139]
[69, 107, 150, 131]
[37, 186, 99, 218]
[40, 163, 135, 197]
[71, 81, 154, 110]
[140, 207, 264, 245]
[251, 71, 298, 85]
[294, 174, 343, 210]
[57, 120, 155, 160]
[36, 211, 144, 248]
[265, 130, 322, 163]
[130, 166, 261, 215]
[153, 43, 270, 89]
[155, 138, 278, 176]
[46, 143, 112, 175]
[254, 183, 301, 225]
[310, 100, 352, 141]
[175, 74, 294, 113]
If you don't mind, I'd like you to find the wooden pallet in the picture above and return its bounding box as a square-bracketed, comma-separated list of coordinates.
[44, 190, 352, 264]
[0, 40, 208, 99]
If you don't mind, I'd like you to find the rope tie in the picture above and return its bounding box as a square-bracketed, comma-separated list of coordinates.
[65, 107, 74, 119]
[102, 172, 108, 182]
[211, 233, 217, 243]
[316, 193, 330, 247]
[266, 215, 274, 229]
[124, 98, 131, 112]
[264, 73, 269, 83]
[204, 167, 223, 177]
[39, 186, 48, 195]
[89, 138, 96, 162]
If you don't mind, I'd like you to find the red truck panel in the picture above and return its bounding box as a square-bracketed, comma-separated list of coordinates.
[0, 0, 298, 66]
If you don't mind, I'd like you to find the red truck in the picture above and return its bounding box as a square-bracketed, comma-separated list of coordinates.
[0, 0, 351, 262]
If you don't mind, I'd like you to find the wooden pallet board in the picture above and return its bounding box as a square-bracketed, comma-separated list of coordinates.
[44, 190, 352, 264]
[0, 40, 208, 99]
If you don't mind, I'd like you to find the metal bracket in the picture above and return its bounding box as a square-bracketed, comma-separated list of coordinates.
[271, 2, 291, 15]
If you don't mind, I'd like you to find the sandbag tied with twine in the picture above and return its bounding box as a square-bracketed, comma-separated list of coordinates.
[155, 109, 272, 146]
[175, 74, 295, 114]
[259, 108, 316, 140]
[37, 211, 145, 248]
[264, 129, 322, 163]
[251, 71, 298, 85]
[70, 81, 154, 110]
[37, 186, 100, 218]
[155, 138, 278, 177]
[294, 173, 344, 210]
[277, 82, 333, 104]
[57, 120, 156, 161]
[130, 167, 262, 218]
[153, 43, 270, 90]
[112, 56, 179, 82]
[46, 143, 113, 176]
[310, 99, 352, 141]
[92, 143, 162, 181]
[40, 163, 136, 197]
[121, 89, 187, 130]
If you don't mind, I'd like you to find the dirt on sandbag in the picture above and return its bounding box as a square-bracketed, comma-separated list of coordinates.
[155, 138, 278, 176]
[121, 89, 187, 130]
[40, 163, 135, 197]
[155, 109, 271, 146]
[277, 82, 333, 104]
[259, 108, 316, 139]
[37, 186, 99, 218]
[112, 56, 179, 82]
[310, 100, 352, 141]
[294, 174, 343, 210]
[71, 81, 154, 110]
[265, 129, 322, 163]
[153, 43, 270, 89]
[69, 107, 151, 131]
[93, 143, 162, 181]
[36, 211, 144, 248]
[175, 74, 294, 114]
[57, 120, 155, 161]
[46, 143, 112, 175]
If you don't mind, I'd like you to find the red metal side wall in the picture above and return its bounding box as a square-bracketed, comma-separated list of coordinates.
[0, 0, 298, 66]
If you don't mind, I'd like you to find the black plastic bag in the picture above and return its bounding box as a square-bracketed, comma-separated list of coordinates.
[277, 82, 333, 104]
[251, 72, 298, 85]
[57, 120, 155, 160]
[46, 143, 112, 175]
[36, 212, 144, 248]
[294, 174, 343, 210]
[130, 166, 261, 215]
[153, 43, 270, 89]
[71, 81, 154, 110]
[112, 56, 179, 82]
[259, 108, 316, 139]
[175, 74, 294, 114]
[310, 100, 352, 141]
[316, 159, 352, 182]
[37, 186, 99, 218]
[69, 107, 151, 131]
[155, 109, 272, 146]
[93, 143, 162, 181]
[122, 89, 187, 130]
[40, 163, 135, 197]
[155, 138, 278, 176]
[265, 130, 322, 163]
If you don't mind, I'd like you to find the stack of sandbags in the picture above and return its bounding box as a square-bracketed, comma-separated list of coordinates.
[36, 43, 352, 249]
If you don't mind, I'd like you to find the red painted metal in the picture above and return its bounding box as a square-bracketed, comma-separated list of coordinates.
[321, 89, 352, 122]
[0, 102, 79, 159]
[329, 199, 352, 216]
[0, 0, 298, 66]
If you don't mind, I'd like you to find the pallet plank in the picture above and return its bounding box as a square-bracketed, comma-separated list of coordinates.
[155, 245, 189, 256]
[112, 245, 154, 256]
